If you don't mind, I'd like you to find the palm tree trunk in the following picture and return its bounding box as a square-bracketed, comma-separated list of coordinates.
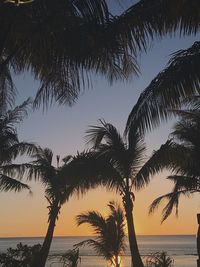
[123, 192, 144, 267]
[32, 202, 60, 267]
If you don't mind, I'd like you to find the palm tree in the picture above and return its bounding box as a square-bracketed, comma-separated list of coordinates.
[2, 146, 102, 267]
[7, 147, 74, 267]
[0, 0, 199, 109]
[0, 98, 36, 192]
[59, 119, 174, 267]
[146, 109, 200, 265]
[75, 201, 126, 267]
[149, 109, 200, 221]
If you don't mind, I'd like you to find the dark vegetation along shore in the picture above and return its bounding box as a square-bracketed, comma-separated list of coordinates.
[0, 0, 200, 267]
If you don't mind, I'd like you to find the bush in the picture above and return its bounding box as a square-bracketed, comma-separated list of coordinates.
[0, 242, 41, 267]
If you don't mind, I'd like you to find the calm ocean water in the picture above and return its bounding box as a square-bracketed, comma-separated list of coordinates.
[0, 235, 197, 267]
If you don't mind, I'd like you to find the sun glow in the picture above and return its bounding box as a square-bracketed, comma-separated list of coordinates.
[111, 256, 122, 267]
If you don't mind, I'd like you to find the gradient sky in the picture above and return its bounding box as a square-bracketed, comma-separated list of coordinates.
[0, 4, 200, 237]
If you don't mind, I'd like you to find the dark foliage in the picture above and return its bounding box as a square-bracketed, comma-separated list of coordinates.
[0, 243, 41, 267]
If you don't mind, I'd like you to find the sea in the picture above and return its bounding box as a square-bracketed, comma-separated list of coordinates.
[0, 235, 197, 267]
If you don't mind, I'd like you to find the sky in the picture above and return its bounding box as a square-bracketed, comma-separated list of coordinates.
[0, 3, 200, 237]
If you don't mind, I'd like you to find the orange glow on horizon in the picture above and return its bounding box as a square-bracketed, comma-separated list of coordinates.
[0, 174, 198, 237]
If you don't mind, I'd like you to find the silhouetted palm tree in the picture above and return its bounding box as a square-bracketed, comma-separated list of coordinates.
[147, 108, 200, 264]
[59, 119, 173, 267]
[149, 109, 200, 221]
[0, 0, 199, 109]
[75, 201, 126, 267]
[0, 98, 36, 192]
[15, 148, 74, 267]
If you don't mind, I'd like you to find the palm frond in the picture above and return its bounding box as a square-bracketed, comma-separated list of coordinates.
[86, 119, 125, 149]
[2, 142, 38, 163]
[170, 110, 200, 148]
[1, 98, 32, 123]
[1, 163, 41, 181]
[2, 0, 139, 109]
[76, 211, 106, 234]
[126, 41, 200, 134]
[107, 201, 126, 253]
[167, 175, 200, 192]
[149, 188, 190, 223]
[0, 62, 16, 112]
[182, 95, 200, 109]
[113, 0, 200, 53]
[0, 173, 30, 192]
[55, 249, 81, 267]
[62, 155, 73, 164]
[74, 239, 111, 260]
[70, 0, 109, 24]
[86, 120, 132, 179]
[149, 174, 199, 222]
[134, 140, 189, 190]
[59, 151, 123, 197]
[1, 0, 200, 108]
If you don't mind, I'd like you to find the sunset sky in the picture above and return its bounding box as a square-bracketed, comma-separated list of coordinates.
[0, 4, 200, 237]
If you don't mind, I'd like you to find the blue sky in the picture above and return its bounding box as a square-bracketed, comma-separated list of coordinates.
[14, 33, 199, 160]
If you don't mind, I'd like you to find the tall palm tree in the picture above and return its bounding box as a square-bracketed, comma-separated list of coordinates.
[2, 146, 103, 267]
[5, 147, 74, 267]
[75, 201, 126, 267]
[59, 119, 174, 267]
[0, 98, 36, 192]
[0, 0, 199, 109]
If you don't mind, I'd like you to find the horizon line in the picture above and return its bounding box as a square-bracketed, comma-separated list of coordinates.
[0, 234, 196, 239]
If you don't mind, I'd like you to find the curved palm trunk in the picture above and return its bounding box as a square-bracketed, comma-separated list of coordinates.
[32, 201, 60, 267]
[123, 192, 144, 267]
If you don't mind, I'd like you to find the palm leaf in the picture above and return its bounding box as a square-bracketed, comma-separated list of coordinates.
[126, 41, 200, 134]
[2, 0, 200, 108]
[86, 120, 131, 178]
[0, 62, 16, 112]
[149, 188, 190, 223]
[1, 163, 35, 180]
[59, 151, 123, 197]
[86, 119, 125, 149]
[114, 0, 200, 50]
[76, 211, 107, 235]
[75, 239, 112, 260]
[1, 98, 32, 122]
[1, 142, 38, 163]
[0, 173, 30, 192]
[134, 140, 190, 190]
[149, 175, 199, 222]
